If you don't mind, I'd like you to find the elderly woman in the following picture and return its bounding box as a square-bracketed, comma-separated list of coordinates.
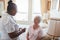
[27, 16, 43, 40]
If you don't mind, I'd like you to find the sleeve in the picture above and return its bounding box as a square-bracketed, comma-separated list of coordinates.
[5, 19, 16, 33]
[4, 16, 19, 33]
[27, 26, 31, 33]
[2, 14, 9, 25]
[27, 27, 30, 33]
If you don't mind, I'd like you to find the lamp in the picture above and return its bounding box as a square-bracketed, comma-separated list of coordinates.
[47, 18, 60, 40]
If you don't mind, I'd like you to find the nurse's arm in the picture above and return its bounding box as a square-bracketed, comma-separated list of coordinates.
[8, 28, 26, 38]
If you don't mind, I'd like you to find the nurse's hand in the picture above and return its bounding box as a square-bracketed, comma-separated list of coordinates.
[8, 28, 26, 39]
[19, 28, 22, 31]
[21, 28, 26, 33]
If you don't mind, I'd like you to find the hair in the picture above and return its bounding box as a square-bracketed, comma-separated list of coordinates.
[7, 0, 17, 14]
[34, 16, 41, 22]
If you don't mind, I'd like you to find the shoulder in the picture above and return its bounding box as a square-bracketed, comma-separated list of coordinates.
[28, 25, 33, 32]
[29, 25, 33, 29]
[2, 12, 11, 25]
[2, 12, 10, 19]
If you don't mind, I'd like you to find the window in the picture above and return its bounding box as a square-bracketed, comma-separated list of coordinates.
[50, 0, 59, 18]
[14, 0, 28, 21]
[14, 0, 42, 24]
[51, 0, 59, 10]
[32, 0, 42, 21]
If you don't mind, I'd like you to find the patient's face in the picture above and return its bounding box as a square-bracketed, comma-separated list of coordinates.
[34, 17, 40, 25]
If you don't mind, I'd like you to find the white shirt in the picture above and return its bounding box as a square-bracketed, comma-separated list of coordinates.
[28, 25, 43, 40]
[0, 18, 3, 40]
[1, 13, 20, 40]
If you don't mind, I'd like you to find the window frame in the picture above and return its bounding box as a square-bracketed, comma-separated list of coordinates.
[15, 0, 41, 24]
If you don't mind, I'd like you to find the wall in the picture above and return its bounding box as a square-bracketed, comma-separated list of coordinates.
[41, 0, 48, 15]
[0, 0, 5, 16]
[41, 0, 51, 24]
[5, 0, 50, 15]
[41, 0, 51, 15]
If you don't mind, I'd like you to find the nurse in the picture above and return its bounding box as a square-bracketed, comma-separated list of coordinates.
[2, 0, 26, 40]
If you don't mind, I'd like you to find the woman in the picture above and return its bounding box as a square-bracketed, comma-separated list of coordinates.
[1, 0, 26, 40]
[27, 16, 43, 40]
